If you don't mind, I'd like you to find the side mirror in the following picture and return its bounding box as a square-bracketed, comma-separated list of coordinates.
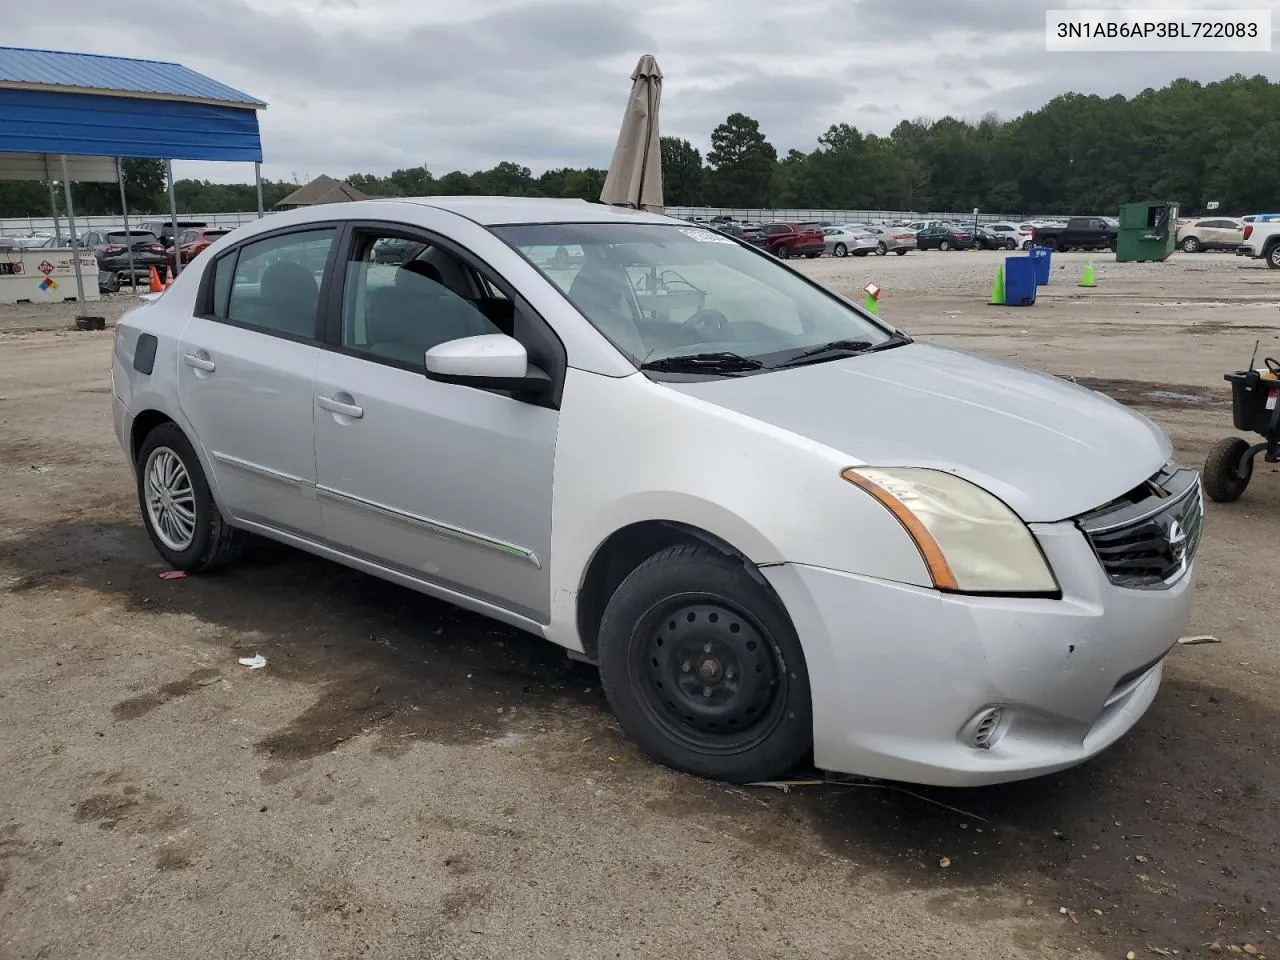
[425, 334, 550, 397]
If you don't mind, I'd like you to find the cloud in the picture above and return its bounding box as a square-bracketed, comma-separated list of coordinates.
[0, 0, 1274, 184]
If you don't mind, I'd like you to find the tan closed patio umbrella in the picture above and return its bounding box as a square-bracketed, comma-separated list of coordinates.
[600, 54, 663, 213]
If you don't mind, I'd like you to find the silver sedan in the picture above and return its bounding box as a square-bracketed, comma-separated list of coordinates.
[823, 227, 878, 257]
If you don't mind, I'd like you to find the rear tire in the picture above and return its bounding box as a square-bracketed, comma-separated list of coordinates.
[895, 248, 908, 256]
[939, 240, 950, 251]
[1203, 437, 1252, 503]
[1267, 243, 1280, 269]
[136, 423, 247, 571]
[833, 243, 847, 257]
[1004, 238, 1016, 250]
[597, 545, 813, 783]
[875, 242, 888, 256]
[804, 252, 820, 259]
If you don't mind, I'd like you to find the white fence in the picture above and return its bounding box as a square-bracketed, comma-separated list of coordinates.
[666, 206, 1031, 224]
[3, 204, 1049, 239]
[0, 210, 266, 238]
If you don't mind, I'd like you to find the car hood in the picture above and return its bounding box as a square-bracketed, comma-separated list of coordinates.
[665, 342, 1171, 523]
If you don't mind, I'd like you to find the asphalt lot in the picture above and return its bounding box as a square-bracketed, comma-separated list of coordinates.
[2, 249, 1278, 959]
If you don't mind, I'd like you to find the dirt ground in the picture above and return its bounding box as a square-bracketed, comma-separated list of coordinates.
[1, 250, 1278, 960]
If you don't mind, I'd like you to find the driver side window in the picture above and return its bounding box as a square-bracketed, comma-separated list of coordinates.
[340, 231, 501, 367]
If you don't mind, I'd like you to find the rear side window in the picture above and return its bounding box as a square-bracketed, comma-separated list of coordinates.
[211, 251, 237, 318]
[223, 229, 335, 339]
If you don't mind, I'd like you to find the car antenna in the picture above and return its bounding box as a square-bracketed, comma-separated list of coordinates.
[1249, 337, 1260, 370]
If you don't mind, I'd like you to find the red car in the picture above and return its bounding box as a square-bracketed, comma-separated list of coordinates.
[758, 221, 826, 259]
[168, 227, 231, 267]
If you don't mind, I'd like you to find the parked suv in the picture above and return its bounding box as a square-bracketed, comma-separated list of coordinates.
[80, 229, 166, 282]
[758, 221, 825, 259]
[169, 227, 232, 267]
[137, 220, 210, 249]
[1175, 218, 1245, 253]
[112, 197, 1200, 789]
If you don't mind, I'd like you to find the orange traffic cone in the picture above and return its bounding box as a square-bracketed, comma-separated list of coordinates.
[148, 266, 163, 293]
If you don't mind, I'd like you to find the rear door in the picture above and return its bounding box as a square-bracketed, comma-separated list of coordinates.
[176, 225, 340, 539]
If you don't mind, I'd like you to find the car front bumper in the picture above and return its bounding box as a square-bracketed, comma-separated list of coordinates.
[765, 519, 1194, 787]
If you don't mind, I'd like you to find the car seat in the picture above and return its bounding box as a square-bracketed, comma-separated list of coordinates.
[567, 259, 644, 360]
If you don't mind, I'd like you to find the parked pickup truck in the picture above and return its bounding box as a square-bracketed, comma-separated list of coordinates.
[1236, 220, 1280, 269]
[1031, 217, 1118, 252]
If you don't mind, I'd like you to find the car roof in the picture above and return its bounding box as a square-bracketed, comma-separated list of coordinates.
[368, 196, 673, 226]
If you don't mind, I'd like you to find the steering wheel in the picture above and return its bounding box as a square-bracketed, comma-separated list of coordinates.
[1265, 357, 1280, 376]
[682, 308, 729, 337]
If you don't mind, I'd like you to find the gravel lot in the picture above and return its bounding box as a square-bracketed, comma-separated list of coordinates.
[2, 249, 1278, 960]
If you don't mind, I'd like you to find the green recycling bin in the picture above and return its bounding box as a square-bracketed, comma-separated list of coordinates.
[1116, 201, 1179, 262]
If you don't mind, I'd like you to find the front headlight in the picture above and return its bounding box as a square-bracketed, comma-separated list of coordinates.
[842, 467, 1059, 595]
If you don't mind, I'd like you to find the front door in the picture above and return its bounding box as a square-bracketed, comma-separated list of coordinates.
[312, 226, 558, 623]
[176, 226, 338, 539]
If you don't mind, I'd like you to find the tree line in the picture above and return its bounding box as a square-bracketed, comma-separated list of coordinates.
[1, 74, 1275, 222]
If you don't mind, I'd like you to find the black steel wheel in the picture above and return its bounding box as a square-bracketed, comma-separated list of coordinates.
[1203, 436, 1252, 502]
[597, 545, 812, 783]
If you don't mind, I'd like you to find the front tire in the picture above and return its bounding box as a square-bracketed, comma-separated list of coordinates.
[1267, 243, 1280, 269]
[1004, 238, 1016, 250]
[136, 423, 247, 571]
[1203, 437, 1252, 502]
[597, 545, 813, 783]
[1181, 236, 1201, 253]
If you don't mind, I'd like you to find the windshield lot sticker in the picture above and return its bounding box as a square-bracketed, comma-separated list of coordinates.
[679, 228, 734, 244]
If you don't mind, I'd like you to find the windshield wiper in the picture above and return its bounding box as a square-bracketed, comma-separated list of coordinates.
[639, 352, 764, 374]
[779, 332, 911, 369]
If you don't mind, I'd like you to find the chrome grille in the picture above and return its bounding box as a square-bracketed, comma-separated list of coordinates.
[1076, 467, 1203, 589]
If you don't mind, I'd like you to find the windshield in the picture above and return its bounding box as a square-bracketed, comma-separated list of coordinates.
[493, 222, 897, 373]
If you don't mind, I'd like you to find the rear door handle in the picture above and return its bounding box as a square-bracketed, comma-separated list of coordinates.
[183, 353, 216, 372]
[317, 395, 364, 419]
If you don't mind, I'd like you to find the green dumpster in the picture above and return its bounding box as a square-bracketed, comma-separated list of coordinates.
[1116, 201, 1179, 262]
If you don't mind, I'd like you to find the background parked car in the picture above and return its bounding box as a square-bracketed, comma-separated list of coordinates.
[823, 227, 877, 258]
[1175, 217, 1245, 252]
[169, 227, 232, 266]
[915, 224, 974, 251]
[136, 219, 209, 250]
[758, 222, 826, 259]
[79, 229, 166, 283]
[865, 225, 917, 255]
[980, 223, 1035, 250]
[713, 222, 769, 249]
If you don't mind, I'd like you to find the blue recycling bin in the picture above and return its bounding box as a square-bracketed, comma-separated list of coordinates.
[1003, 256, 1038, 306]
[1028, 245, 1052, 285]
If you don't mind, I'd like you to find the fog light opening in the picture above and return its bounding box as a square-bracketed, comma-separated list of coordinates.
[967, 707, 1006, 750]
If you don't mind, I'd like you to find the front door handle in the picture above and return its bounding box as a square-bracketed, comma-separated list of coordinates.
[317, 395, 364, 419]
[183, 353, 216, 372]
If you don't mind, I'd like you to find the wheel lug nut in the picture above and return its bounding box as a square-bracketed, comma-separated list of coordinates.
[681, 661, 692, 673]
[702, 687, 712, 697]
[703, 643, 712, 653]
[726, 670, 734, 680]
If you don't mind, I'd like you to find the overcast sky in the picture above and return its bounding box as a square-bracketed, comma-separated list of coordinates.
[4, 0, 1276, 184]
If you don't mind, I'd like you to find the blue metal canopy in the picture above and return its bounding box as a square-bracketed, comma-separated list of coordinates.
[0, 46, 265, 163]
